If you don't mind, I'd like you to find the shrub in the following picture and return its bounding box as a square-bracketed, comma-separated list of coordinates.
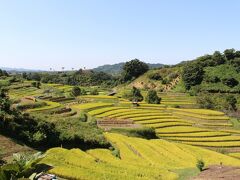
[145, 90, 161, 104]
[196, 160, 205, 171]
[129, 87, 143, 102]
[205, 75, 220, 83]
[196, 93, 215, 109]
[148, 73, 162, 80]
[225, 95, 237, 111]
[222, 78, 239, 88]
[110, 127, 157, 139]
[79, 112, 88, 122]
[72, 86, 81, 96]
[32, 131, 47, 145]
[162, 78, 169, 85]
[230, 58, 240, 72]
[16, 102, 47, 111]
[55, 118, 110, 149]
[111, 148, 121, 159]
[81, 89, 87, 95]
[189, 85, 201, 96]
[168, 72, 179, 81]
[31, 81, 41, 88]
[90, 88, 99, 95]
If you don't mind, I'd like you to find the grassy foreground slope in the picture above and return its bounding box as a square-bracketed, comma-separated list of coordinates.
[40, 133, 240, 180]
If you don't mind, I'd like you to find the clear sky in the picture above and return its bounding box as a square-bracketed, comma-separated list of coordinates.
[0, 0, 240, 70]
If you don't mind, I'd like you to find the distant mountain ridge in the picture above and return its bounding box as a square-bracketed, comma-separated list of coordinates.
[93, 62, 164, 75]
[0, 67, 43, 72]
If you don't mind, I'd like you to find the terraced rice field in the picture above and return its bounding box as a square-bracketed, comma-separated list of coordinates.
[72, 103, 114, 111]
[157, 93, 196, 106]
[28, 101, 61, 112]
[228, 152, 240, 159]
[9, 87, 42, 98]
[85, 101, 240, 152]
[40, 133, 240, 180]
[81, 95, 118, 99]
[7, 85, 240, 153]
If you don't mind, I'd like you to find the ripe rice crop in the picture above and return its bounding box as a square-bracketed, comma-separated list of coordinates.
[81, 95, 118, 99]
[131, 116, 179, 121]
[109, 111, 170, 118]
[72, 103, 113, 111]
[28, 101, 61, 112]
[164, 136, 240, 142]
[200, 122, 232, 127]
[173, 111, 229, 120]
[95, 109, 135, 118]
[111, 113, 173, 119]
[37, 133, 240, 179]
[169, 108, 225, 116]
[157, 131, 230, 137]
[182, 141, 240, 147]
[161, 101, 195, 105]
[220, 130, 240, 134]
[136, 119, 193, 124]
[155, 126, 210, 134]
[88, 107, 128, 116]
[145, 122, 192, 128]
[228, 153, 240, 159]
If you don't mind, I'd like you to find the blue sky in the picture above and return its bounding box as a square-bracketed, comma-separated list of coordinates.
[0, 0, 240, 70]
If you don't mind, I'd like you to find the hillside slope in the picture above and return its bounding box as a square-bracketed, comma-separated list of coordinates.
[124, 66, 184, 92]
[93, 62, 164, 75]
[40, 133, 240, 180]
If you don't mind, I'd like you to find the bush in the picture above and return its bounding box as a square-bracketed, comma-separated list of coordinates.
[145, 90, 161, 104]
[225, 95, 237, 111]
[162, 78, 169, 85]
[55, 118, 110, 149]
[81, 89, 87, 95]
[128, 87, 143, 102]
[148, 73, 162, 80]
[31, 81, 41, 88]
[230, 58, 240, 72]
[90, 88, 99, 95]
[79, 112, 88, 122]
[222, 78, 239, 88]
[72, 86, 81, 96]
[189, 85, 201, 96]
[111, 148, 120, 159]
[16, 102, 47, 111]
[196, 160, 205, 171]
[205, 75, 220, 83]
[110, 127, 157, 139]
[196, 93, 215, 109]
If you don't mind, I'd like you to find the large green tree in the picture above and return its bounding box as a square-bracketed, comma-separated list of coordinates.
[182, 63, 204, 90]
[122, 59, 149, 81]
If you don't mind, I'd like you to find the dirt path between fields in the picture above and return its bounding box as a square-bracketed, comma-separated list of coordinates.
[192, 165, 240, 180]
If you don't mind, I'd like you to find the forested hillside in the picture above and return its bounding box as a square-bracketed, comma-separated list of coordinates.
[93, 61, 164, 75]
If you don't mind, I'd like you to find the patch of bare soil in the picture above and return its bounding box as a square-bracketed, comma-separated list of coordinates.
[192, 165, 240, 180]
[0, 134, 34, 162]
